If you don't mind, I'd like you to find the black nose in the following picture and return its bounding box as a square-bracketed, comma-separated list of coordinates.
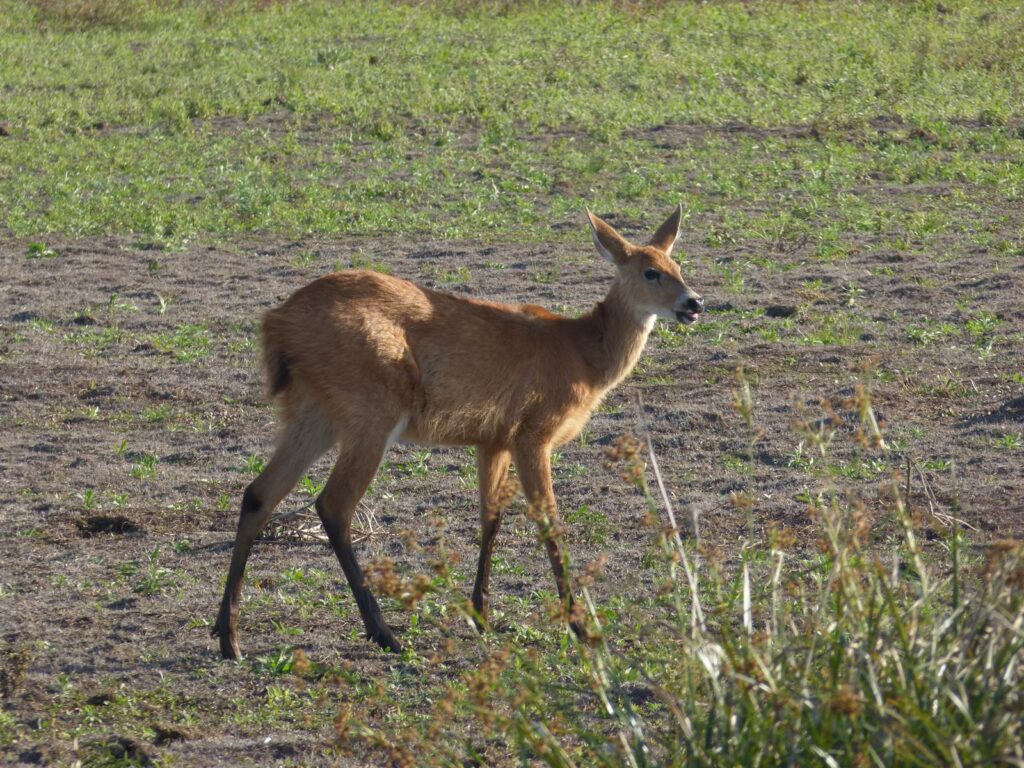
[687, 296, 704, 313]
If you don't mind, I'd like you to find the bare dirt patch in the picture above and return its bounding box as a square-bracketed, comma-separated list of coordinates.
[1, 210, 1022, 762]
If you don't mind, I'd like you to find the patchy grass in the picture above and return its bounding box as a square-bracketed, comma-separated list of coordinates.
[0, 1, 1022, 245]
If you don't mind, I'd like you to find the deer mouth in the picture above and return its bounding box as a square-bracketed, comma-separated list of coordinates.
[676, 310, 700, 325]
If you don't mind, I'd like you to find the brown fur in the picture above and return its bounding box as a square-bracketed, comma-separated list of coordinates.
[213, 207, 703, 658]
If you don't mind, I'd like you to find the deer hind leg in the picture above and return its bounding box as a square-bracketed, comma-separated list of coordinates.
[213, 398, 336, 660]
[315, 418, 403, 652]
[513, 442, 581, 636]
[470, 446, 512, 630]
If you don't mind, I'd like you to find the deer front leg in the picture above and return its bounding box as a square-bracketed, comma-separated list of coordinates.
[513, 442, 580, 636]
[470, 446, 512, 630]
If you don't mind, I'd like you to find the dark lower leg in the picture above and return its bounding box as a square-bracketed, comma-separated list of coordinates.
[317, 503, 401, 652]
[213, 485, 262, 659]
[544, 536, 581, 635]
[471, 511, 504, 629]
[212, 400, 335, 659]
[514, 445, 580, 636]
[470, 447, 511, 630]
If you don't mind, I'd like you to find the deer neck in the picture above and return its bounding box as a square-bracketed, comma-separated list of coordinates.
[581, 279, 655, 392]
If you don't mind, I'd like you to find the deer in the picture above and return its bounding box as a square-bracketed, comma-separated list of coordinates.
[212, 206, 703, 659]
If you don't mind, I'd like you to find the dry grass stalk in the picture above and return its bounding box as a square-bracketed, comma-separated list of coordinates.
[261, 500, 380, 544]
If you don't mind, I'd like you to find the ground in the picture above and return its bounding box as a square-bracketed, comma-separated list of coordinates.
[1, 130, 1021, 762]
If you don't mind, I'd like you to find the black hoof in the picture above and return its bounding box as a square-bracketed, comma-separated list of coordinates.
[470, 606, 488, 634]
[216, 632, 241, 660]
[470, 594, 489, 633]
[212, 616, 241, 660]
[369, 627, 402, 653]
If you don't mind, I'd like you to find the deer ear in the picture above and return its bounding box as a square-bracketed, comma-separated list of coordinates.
[648, 204, 682, 255]
[586, 209, 630, 265]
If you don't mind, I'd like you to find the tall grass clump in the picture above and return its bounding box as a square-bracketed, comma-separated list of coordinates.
[336, 371, 1024, 767]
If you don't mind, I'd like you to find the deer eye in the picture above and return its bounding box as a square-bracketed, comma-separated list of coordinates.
[643, 269, 662, 282]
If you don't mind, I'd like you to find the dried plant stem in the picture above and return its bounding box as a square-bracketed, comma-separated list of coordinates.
[263, 499, 380, 544]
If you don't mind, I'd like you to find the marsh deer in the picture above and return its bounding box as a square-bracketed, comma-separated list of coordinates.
[213, 206, 703, 658]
